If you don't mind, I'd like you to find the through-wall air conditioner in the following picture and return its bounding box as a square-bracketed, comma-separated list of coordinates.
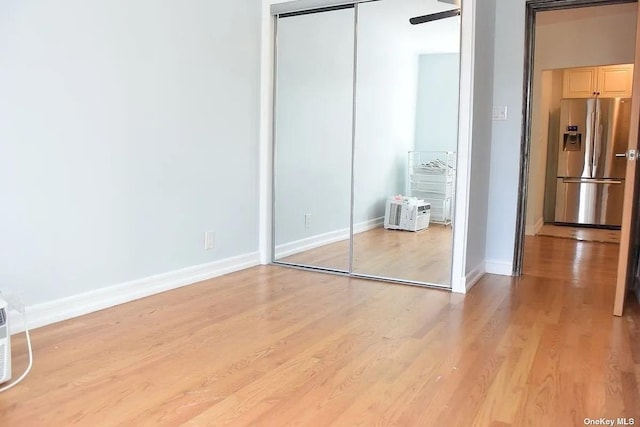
[384, 196, 430, 232]
[0, 296, 11, 384]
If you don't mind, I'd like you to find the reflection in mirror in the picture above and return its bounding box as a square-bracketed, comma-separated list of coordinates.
[352, 0, 460, 286]
[273, 7, 355, 272]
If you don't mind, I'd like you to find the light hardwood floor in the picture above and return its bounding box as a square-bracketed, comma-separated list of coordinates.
[278, 225, 453, 285]
[1, 236, 639, 426]
[536, 224, 621, 244]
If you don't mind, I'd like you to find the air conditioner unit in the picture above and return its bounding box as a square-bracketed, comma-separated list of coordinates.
[0, 296, 11, 384]
[384, 196, 430, 232]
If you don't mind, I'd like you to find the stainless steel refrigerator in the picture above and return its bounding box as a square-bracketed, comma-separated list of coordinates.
[554, 97, 631, 227]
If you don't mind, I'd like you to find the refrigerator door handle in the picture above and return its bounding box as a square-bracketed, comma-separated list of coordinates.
[584, 110, 596, 177]
[562, 178, 624, 184]
[592, 110, 601, 175]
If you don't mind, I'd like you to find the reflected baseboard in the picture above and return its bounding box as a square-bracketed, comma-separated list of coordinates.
[275, 217, 384, 259]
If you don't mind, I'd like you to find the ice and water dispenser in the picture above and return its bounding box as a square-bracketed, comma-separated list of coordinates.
[563, 125, 581, 151]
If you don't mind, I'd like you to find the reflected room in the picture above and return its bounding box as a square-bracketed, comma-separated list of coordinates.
[273, 0, 461, 287]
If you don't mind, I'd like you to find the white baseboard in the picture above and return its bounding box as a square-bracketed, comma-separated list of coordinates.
[525, 217, 544, 236]
[464, 262, 486, 292]
[275, 217, 384, 259]
[533, 217, 544, 235]
[485, 259, 513, 276]
[9, 252, 260, 335]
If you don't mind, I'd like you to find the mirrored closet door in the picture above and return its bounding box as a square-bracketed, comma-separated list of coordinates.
[352, 0, 460, 285]
[273, 6, 355, 272]
[272, 0, 461, 288]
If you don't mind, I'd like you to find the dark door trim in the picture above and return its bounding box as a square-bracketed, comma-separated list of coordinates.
[512, 0, 638, 276]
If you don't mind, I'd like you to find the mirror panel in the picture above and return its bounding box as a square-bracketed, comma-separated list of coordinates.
[352, 0, 460, 285]
[273, 8, 355, 272]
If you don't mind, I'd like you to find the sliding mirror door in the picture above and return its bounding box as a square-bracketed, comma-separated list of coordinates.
[352, 0, 460, 286]
[273, 7, 356, 272]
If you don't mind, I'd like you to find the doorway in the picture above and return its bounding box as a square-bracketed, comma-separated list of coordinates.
[514, 1, 638, 296]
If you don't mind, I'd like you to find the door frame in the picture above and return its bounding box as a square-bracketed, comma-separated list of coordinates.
[258, 0, 477, 293]
[512, 0, 637, 278]
[614, 4, 640, 315]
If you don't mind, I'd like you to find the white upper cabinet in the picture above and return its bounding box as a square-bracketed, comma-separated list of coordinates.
[563, 64, 633, 98]
[563, 67, 598, 98]
[597, 64, 634, 97]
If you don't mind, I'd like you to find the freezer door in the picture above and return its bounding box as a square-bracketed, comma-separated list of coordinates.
[557, 99, 593, 178]
[593, 98, 631, 179]
[554, 177, 625, 226]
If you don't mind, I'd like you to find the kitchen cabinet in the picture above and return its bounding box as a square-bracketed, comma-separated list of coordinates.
[562, 67, 598, 98]
[563, 64, 633, 98]
[598, 65, 634, 97]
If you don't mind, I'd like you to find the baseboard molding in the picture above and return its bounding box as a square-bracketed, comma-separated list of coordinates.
[9, 251, 260, 335]
[464, 262, 486, 292]
[275, 217, 384, 259]
[533, 217, 544, 235]
[524, 217, 544, 236]
[485, 259, 513, 276]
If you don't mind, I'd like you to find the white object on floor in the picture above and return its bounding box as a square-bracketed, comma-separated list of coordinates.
[384, 196, 430, 232]
[0, 296, 11, 384]
[0, 294, 33, 393]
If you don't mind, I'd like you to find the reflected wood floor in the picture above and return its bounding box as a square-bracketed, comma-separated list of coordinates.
[278, 225, 452, 285]
[1, 236, 639, 426]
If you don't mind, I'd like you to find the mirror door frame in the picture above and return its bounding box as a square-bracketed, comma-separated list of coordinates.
[259, 0, 477, 293]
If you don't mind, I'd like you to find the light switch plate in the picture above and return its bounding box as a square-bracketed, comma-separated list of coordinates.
[492, 106, 508, 121]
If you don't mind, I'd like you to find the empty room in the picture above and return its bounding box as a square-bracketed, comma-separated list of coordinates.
[1, 0, 640, 425]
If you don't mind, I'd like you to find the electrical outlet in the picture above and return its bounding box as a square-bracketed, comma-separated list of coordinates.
[304, 213, 312, 229]
[204, 231, 215, 250]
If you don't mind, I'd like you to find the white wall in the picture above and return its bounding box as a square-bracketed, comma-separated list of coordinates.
[414, 53, 461, 153]
[0, 0, 261, 306]
[488, 1, 637, 267]
[535, 4, 637, 70]
[464, 0, 496, 275]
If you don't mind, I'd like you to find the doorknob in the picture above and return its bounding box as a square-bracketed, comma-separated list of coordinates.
[616, 150, 637, 160]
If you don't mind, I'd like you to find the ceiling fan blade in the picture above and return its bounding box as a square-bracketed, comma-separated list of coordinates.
[409, 8, 461, 25]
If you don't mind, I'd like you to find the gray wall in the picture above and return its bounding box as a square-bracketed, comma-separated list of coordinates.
[465, 0, 496, 273]
[487, 0, 637, 266]
[414, 53, 461, 153]
[0, 0, 261, 306]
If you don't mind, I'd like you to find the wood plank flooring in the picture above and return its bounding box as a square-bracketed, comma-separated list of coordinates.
[278, 225, 453, 285]
[536, 224, 621, 244]
[1, 236, 639, 426]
